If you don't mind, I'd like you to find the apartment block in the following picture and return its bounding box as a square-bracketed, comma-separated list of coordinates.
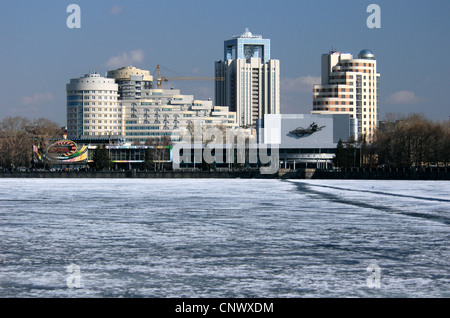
[311, 50, 380, 141]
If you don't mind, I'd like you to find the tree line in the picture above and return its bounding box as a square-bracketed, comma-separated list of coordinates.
[334, 113, 450, 169]
[2, 113, 449, 171]
[0, 116, 175, 171]
[0, 116, 63, 170]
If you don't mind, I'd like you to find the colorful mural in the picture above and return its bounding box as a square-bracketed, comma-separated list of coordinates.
[44, 140, 88, 163]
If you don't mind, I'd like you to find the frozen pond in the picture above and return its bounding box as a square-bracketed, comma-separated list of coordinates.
[0, 178, 448, 297]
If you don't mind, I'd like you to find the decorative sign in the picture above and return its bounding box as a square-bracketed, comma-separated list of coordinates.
[46, 140, 88, 162]
[289, 122, 325, 138]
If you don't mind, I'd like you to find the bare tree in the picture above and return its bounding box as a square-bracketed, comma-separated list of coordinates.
[0, 117, 32, 169]
[0, 116, 64, 170]
[28, 118, 64, 167]
[143, 136, 173, 171]
[158, 136, 173, 170]
[144, 138, 157, 170]
[374, 113, 449, 169]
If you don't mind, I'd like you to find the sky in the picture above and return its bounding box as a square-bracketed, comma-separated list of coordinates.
[0, 0, 449, 126]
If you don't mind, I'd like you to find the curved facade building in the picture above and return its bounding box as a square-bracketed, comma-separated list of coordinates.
[106, 66, 153, 100]
[311, 50, 380, 142]
[67, 68, 240, 143]
[66, 72, 119, 139]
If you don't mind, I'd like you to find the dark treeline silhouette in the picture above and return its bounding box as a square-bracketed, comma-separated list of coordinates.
[334, 113, 450, 169]
[375, 113, 449, 168]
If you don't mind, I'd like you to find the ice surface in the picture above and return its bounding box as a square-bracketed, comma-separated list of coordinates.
[0, 178, 448, 297]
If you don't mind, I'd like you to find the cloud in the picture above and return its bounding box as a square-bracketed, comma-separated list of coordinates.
[110, 5, 123, 15]
[106, 50, 145, 69]
[21, 92, 54, 105]
[281, 76, 321, 93]
[386, 90, 423, 104]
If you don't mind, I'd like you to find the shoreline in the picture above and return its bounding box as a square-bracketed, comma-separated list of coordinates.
[1, 167, 449, 180]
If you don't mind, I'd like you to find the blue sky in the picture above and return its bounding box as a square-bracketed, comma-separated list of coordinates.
[0, 0, 449, 125]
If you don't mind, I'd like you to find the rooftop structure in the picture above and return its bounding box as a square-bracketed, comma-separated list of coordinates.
[107, 66, 153, 100]
[224, 28, 271, 63]
[216, 29, 280, 127]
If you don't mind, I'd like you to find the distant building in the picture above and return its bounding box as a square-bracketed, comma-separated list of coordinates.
[258, 113, 357, 169]
[311, 50, 380, 142]
[66, 67, 239, 142]
[107, 66, 153, 100]
[215, 29, 280, 128]
[66, 72, 119, 140]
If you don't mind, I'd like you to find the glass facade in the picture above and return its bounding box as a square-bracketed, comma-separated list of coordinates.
[224, 38, 271, 62]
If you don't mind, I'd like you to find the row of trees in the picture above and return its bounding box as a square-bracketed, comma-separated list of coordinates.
[0, 116, 63, 169]
[375, 113, 449, 168]
[2, 113, 448, 171]
[0, 115, 174, 171]
[334, 113, 450, 169]
[143, 136, 173, 171]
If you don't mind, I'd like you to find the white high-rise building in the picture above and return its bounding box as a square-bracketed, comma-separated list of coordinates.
[311, 49, 380, 142]
[215, 29, 280, 128]
[66, 72, 120, 139]
[67, 68, 239, 142]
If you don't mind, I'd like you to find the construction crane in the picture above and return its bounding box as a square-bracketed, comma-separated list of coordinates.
[156, 65, 224, 88]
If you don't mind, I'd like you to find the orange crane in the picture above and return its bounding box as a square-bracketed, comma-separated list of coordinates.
[156, 65, 224, 88]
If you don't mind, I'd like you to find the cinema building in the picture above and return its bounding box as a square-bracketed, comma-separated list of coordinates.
[257, 113, 357, 169]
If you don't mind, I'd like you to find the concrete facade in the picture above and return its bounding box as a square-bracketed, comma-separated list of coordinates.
[215, 29, 280, 127]
[67, 67, 240, 142]
[258, 113, 355, 169]
[66, 73, 119, 139]
[311, 50, 380, 142]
